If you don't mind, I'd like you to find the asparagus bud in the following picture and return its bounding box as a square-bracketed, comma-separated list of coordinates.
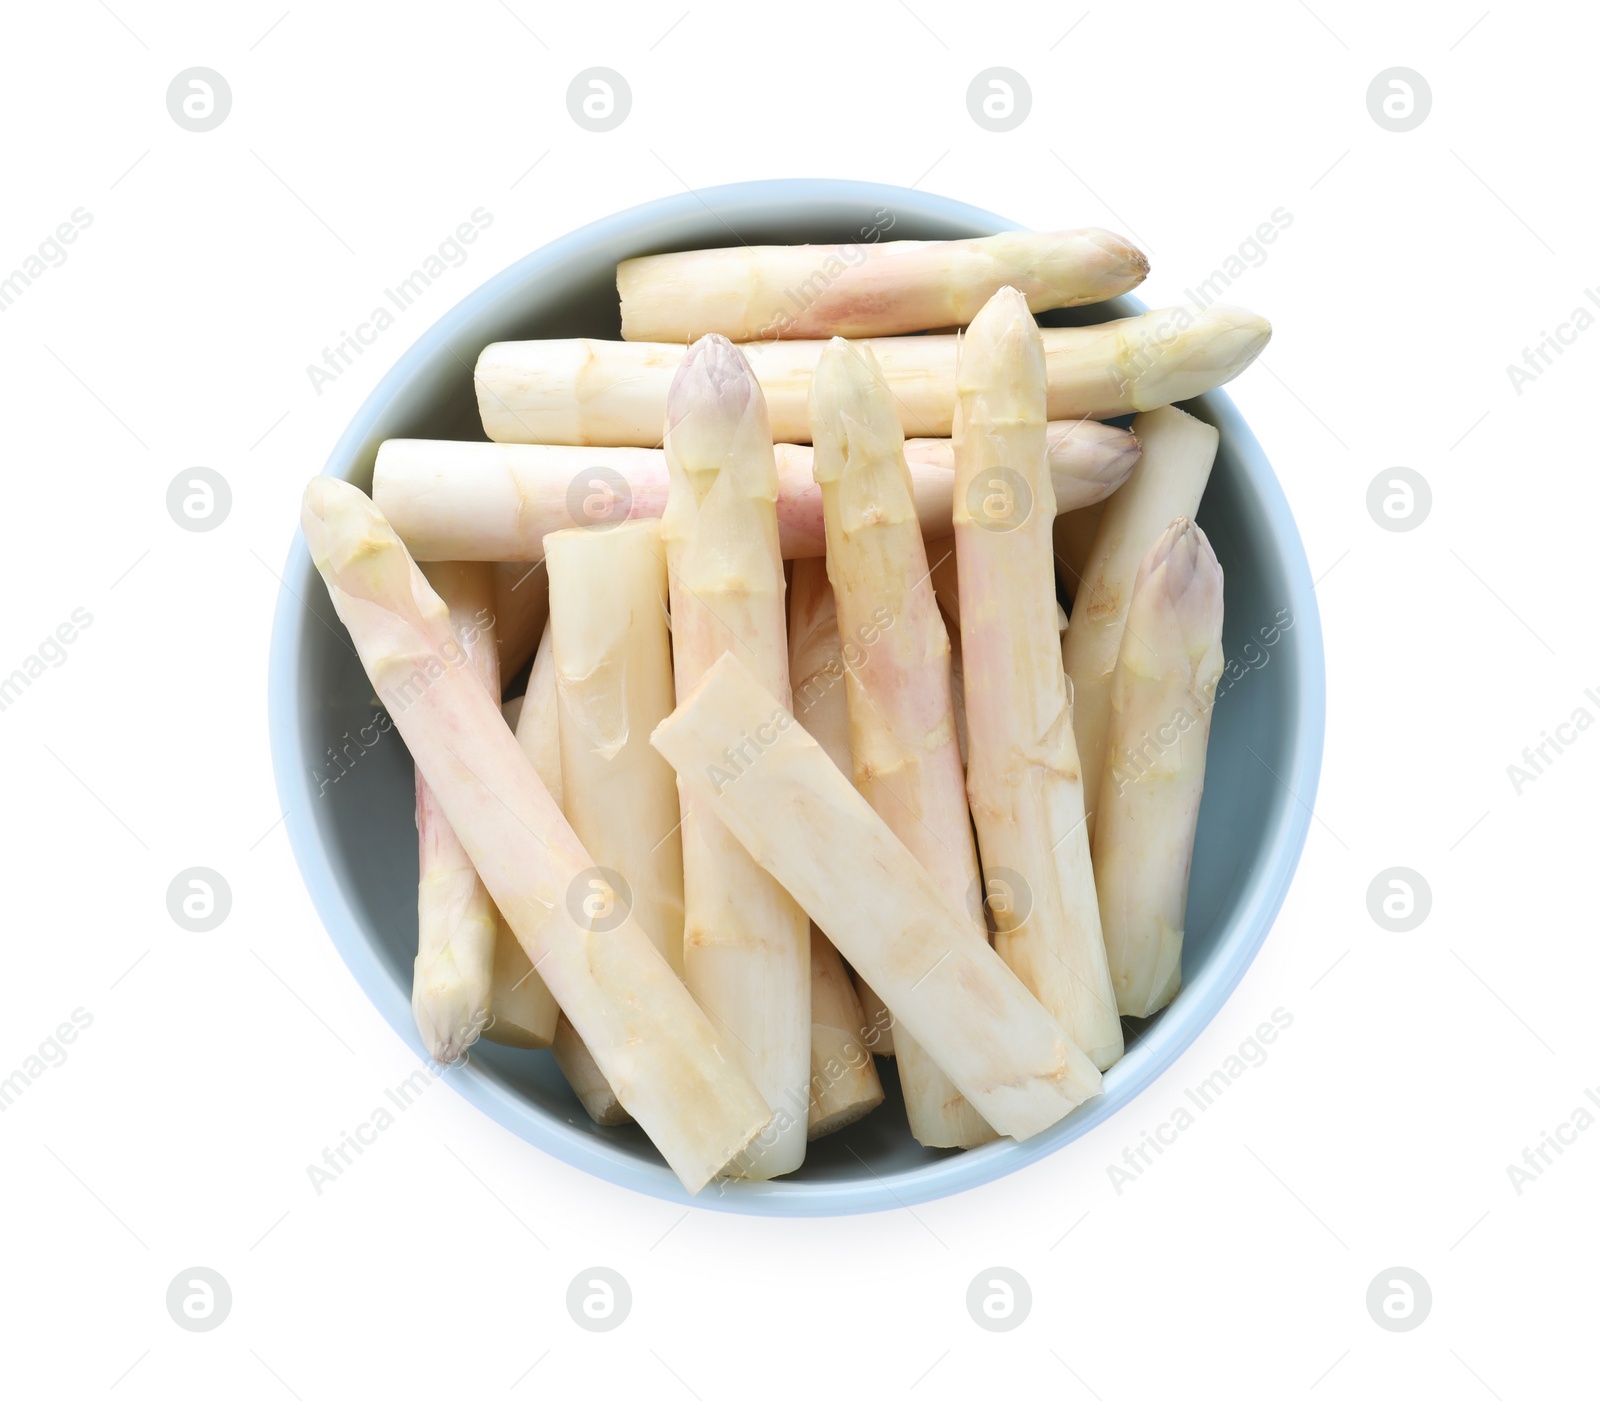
[301, 477, 770, 1193]
[651, 652, 1104, 1141]
[810, 337, 996, 1148]
[953, 287, 1122, 1070]
[373, 424, 1135, 563]
[618, 228, 1149, 342]
[1064, 405, 1220, 840]
[475, 305, 1270, 446]
[1093, 520, 1225, 1016]
[662, 335, 812, 1179]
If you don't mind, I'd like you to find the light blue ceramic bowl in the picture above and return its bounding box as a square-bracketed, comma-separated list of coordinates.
[268, 179, 1325, 1215]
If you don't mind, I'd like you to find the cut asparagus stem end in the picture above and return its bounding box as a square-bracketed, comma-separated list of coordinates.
[806, 927, 885, 1139]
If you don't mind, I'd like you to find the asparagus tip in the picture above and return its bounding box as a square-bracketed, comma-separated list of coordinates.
[809, 337, 904, 482]
[1121, 304, 1272, 409]
[301, 475, 381, 568]
[1136, 518, 1224, 644]
[1081, 228, 1150, 285]
[666, 332, 756, 433]
[960, 285, 1044, 392]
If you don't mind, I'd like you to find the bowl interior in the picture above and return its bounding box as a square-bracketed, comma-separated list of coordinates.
[272, 180, 1323, 1214]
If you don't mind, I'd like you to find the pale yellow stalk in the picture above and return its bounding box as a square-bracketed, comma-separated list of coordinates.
[302, 478, 769, 1192]
[551, 1017, 632, 1126]
[545, 519, 685, 977]
[661, 334, 811, 1178]
[1094, 520, 1225, 1017]
[411, 563, 500, 1063]
[618, 228, 1148, 342]
[510, 625, 627, 1121]
[786, 557, 896, 1100]
[475, 698, 562, 1051]
[1064, 406, 1220, 840]
[806, 927, 885, 1139]
[787, 557, 898, 1080]
[475, 305, 1270, 445]
[786, 557, 854, 773]
[953, 287, 1122, 1070]
[810, 337, 996, 1148]
[651, 653, 1103, 1141]
[372, 424, 1136, 562]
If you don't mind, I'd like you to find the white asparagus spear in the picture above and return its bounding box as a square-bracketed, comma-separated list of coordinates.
[662, 335, 811, 1178]
[786, 558, 896, 1101]
[411, 563, 500, 1062]
[1064, 406, 1220, 840]
[1094, 519, 1225, 1016]
[510, 625, 628, 1120]
[301, 477, 769, 1192]
[806, 926, 885, 1139]
[372, 423, 1136, 563]
[545, 520, 685, 977]
[789, 559, 894, 1058]
[953, 287, 1123, 1071]
[493, 560, 548, 679]
[413, 776, 494, 1059]
[924, 548, 969, 769]
[852, 972, 895, 1058]
[484, 910, 560, 1050]
[787, 556, 853, 773]
[513, 621, 563, 803]
[650, 653, 1103, 1140]
[810, 337, 996, 1149]
[473, 697, 562, 1051]
[479, 637, 562, 1051]
[475, 304, 1270, 446]
[617, 228, 1148, 342]
[551, 1018, 632, 1126]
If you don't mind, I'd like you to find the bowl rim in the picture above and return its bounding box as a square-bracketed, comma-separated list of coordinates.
[268, 177, 1326, 1216]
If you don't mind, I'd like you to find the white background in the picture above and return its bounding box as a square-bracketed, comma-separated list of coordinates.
[1, 1, 1594, 1395]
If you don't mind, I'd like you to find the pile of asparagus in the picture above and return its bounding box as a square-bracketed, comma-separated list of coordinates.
[303, 227, 1262, 1192]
